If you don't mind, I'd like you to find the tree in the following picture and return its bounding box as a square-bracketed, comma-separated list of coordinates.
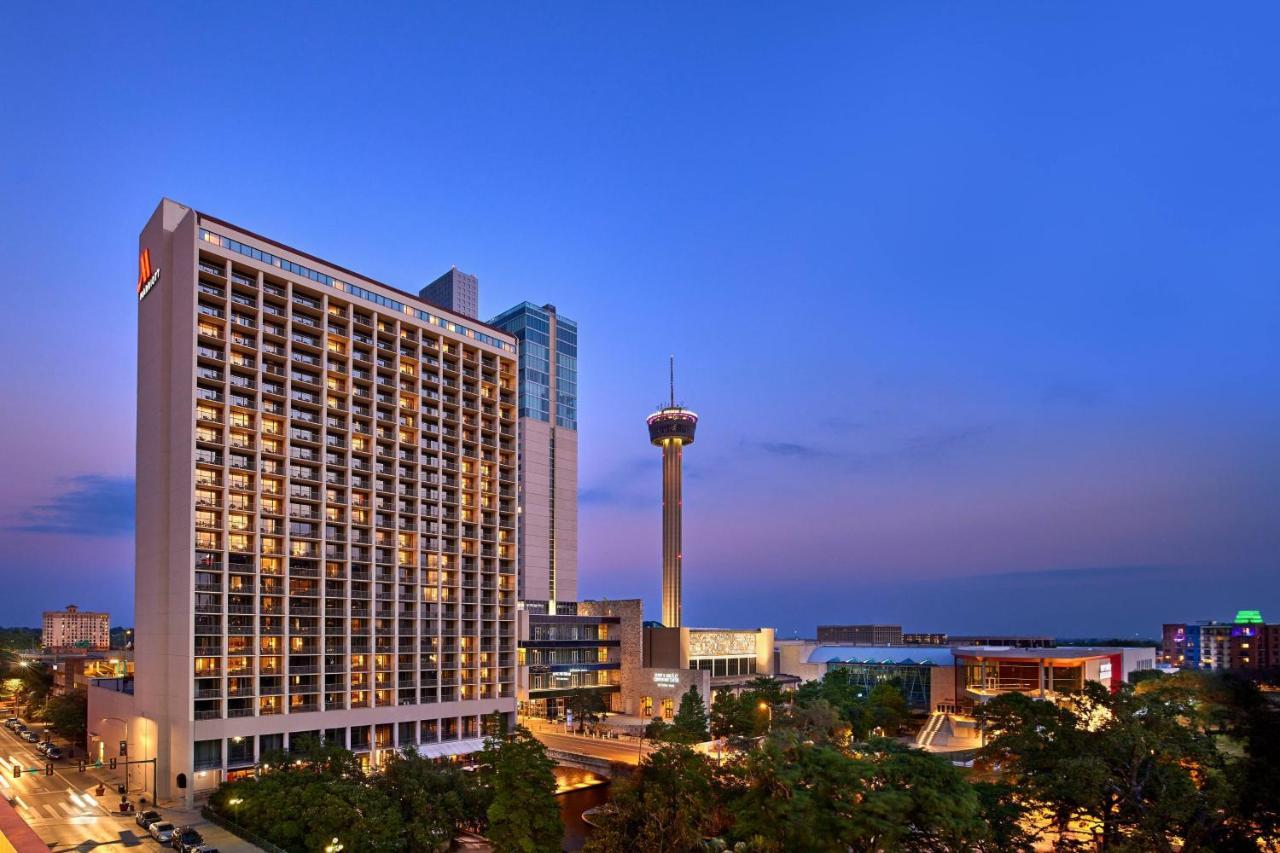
[773, 698, 849, 747]
[978, 681, 1251, 851]
[668, 685, 709, 743]
[211, 764, 405, 853]
[16, 661, 53, 713]
[481, 726, 562, 853]
[586, 745, 720, 853]
[971, 781, 1035, 853]
[739, 676, 786, 706]
[377, 749, 488, 851]
[710, 691, 757, 741]
[722, 734, 986, 852]
[864, 682, 909, 737]
[644, 716, 669, 740]
[564, 687, 607, 730]
[44, 688, 87, 744]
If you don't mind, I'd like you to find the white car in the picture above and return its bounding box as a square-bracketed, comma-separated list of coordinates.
[149, 822, 176, 844]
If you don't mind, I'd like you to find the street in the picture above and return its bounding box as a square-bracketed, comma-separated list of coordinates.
[0, 721, 257, 852]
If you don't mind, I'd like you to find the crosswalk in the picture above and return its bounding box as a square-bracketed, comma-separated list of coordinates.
[22, 800, 93, 821]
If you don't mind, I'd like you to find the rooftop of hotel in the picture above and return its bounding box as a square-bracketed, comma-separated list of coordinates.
[182, 200, 517, 350]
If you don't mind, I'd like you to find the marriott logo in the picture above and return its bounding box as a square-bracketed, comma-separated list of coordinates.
[137, 248, 160, 301]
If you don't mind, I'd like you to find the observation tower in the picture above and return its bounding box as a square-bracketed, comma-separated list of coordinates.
[647, 358, 698, 628]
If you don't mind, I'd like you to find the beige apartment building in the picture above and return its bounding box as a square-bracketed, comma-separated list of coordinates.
[91, 199, 519, 803]
[43, 605, 110, 651]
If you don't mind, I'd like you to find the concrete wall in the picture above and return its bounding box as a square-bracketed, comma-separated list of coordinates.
[775, 640, 824, 682]
[519, 420, 578, 607]
[644, 627, 683, 669]
[551, 427, 577, 604]
[135, 199, 199, 802]
[520, 419, 552, 604]
[579, 599, 643, 714]
[86, 685, 161, 802]
[620, 667, 710, 721]
[929, 665, 957, 709]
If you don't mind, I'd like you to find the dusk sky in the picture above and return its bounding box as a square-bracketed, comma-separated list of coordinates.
[2, 4, 1278, 637]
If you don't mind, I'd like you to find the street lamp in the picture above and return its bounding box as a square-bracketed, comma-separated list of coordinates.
[325, 838, 344, 853]
[759, 702, 772, 734]
[227, 797, 243, 823]
[100, 716, 129, 791]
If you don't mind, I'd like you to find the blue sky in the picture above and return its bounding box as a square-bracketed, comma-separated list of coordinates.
[1, 3, 1278, 636]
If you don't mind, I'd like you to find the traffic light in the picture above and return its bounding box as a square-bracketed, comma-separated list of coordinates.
[109, 758, 117, 770]
[44, 763, 52, 776]
[11, 764, 19, 779]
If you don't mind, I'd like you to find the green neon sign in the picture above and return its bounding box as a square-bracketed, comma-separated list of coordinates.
[1234, 610, 1264, 624]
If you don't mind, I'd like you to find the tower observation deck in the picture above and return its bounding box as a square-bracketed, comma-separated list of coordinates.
[647, 358, 698, 628]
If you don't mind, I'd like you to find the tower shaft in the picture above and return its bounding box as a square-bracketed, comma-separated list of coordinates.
[661, 438, 684, 628]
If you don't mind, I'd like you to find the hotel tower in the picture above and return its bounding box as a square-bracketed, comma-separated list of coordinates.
[109, 199, 519, 802]
[646, 360, 698, 628]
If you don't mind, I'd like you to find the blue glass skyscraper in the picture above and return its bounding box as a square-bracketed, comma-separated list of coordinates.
[489, 302, 578, 612]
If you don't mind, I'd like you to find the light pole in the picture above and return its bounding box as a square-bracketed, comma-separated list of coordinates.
[325, 838, 344, 853]
[99, 716, 129, 792]
[227, 797, 243, 824]
[759, 702, 772, 735]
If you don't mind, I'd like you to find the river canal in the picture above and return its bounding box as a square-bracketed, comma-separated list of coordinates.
[554, 767, 610, 851]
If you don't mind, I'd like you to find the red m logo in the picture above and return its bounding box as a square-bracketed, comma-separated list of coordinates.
[137, 249, 153, 295]
[137, 249, 160, 300]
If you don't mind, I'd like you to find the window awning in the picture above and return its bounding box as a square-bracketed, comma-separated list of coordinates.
[415, 737, 487, 760]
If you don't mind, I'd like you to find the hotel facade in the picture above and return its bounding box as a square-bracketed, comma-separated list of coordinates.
[92, 199, 519, 803]
[42, 604, 111, 651]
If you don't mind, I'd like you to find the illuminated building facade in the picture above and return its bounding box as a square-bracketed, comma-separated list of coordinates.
[42, 605, 110, 651]
[92, 199, 519, 804]
[1165, 611, 1280, 671]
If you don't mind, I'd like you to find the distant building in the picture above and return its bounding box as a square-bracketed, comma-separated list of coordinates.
[1228, 611, 1280, 671]
[948, 634, 1054, 649]
[1187, 621, 1233, 670]
[1161, 623, 1187, 667]
[817, 624, 903, 645]
[42, 605, 109, 651]
[900, 632, 1055, 648]
[1165, 611, 1280, 671]
[419, 267, 479, 319]
[902, 631, 949, 645]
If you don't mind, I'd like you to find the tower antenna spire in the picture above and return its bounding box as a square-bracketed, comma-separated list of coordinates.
[669, 355, 675, 407]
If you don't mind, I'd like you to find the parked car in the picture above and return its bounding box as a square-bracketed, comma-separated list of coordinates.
[135, 809, 162, 829]
[149, 822, 176, 844]
[171, 827, 204, 851]
[46, 747, 63, 760]
[4, 718, 18, 729]
[20, 731, 38, 743]
[192, 847, 219, 853]
[35, 742, 49, 755]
